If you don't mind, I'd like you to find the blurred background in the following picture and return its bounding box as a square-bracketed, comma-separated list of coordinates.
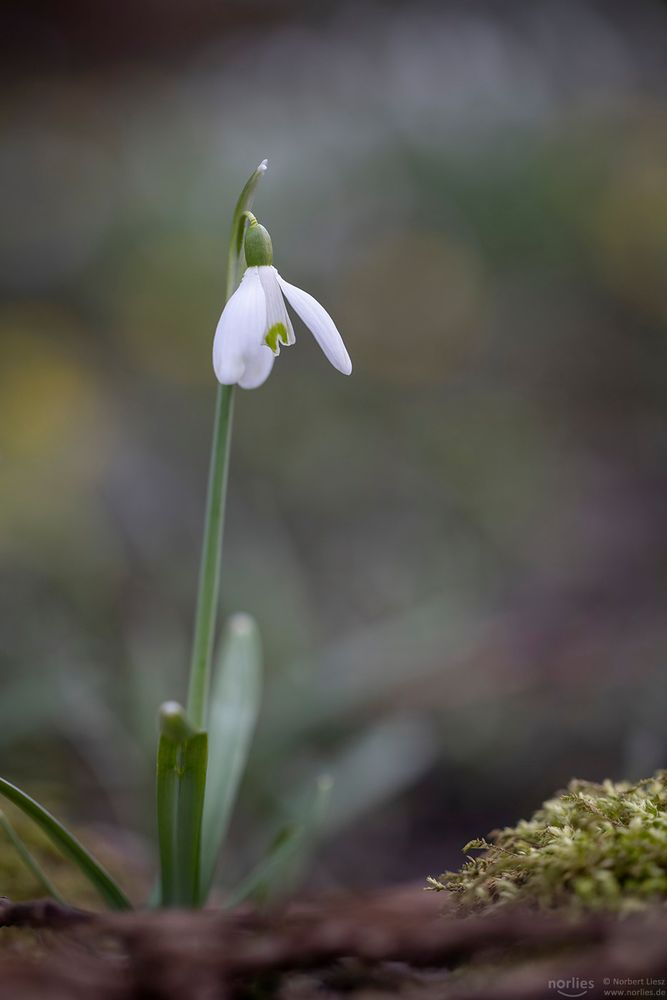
[1, 0, 666, 897]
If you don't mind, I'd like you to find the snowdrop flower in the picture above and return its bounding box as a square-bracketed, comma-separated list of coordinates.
[213, 217, 351, 389]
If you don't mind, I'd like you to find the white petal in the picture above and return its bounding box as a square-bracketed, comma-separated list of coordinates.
[238, 345, 275, 389]
[212, 268, 266, 385]
[276, 273, 351, 375]
[259, 266, 295, 349]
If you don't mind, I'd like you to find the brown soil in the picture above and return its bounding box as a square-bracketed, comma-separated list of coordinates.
[1, 889, 666, 999]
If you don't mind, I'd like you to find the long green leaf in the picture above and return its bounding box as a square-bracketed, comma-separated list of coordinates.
[199, 613, 262, 901]
[156, 729, 180, 905]
[175, 733, 207, 904]
[224, 824, 299, 909]
[226, 774, 332, 908]
[0, 809, 66, 903]
[156, 702, 208, 907]
[0, 777, 130, 910]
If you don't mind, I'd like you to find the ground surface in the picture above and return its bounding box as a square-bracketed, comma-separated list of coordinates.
[1, 889, 666, 999]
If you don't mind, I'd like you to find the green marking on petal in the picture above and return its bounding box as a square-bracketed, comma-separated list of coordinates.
[265, 323, 287, 354]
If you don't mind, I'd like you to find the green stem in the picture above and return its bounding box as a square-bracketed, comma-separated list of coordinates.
[186, 384, 235, 729]
[185, 159, 267, 729]
[156, 703, 208, 907]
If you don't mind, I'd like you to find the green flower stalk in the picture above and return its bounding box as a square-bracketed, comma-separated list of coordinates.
[158, 161, 272, 907]
[160, 158, 350, 907]
[185, 164, 269, 730]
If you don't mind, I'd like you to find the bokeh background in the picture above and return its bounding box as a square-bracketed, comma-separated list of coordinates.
[1, 0, 666, 896]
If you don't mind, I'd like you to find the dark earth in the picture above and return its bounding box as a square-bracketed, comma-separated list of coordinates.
[1, 890, 666, 999]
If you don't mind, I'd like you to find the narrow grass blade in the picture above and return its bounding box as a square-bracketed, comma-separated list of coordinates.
[224, 825, 299, 909]
[227, 774, 332, 908]
[156, 728, 180, 905]
[175, 732, 207, 904]
[157, 702, 208, 907]
[199, 614, 262, 901]
[0, 810, 66, 903]
[0, 777, 131, 910]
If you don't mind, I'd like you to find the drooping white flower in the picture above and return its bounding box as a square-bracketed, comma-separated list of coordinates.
[213, 221, 351, 389]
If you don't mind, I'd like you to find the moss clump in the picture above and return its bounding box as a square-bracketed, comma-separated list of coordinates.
[428, 772, 667, 914]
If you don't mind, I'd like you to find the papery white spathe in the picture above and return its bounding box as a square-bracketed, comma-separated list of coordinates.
[213, 265, 351, 389]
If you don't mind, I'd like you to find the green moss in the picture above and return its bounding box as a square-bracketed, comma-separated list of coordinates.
[428, 772, 667, 914]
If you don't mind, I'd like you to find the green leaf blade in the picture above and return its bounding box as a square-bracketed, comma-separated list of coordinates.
[0, 777, 131, 911]
[175, 732, 208, 905]
[156, 731, 180, 906]
[0, 810, 66, 903]
[227, 774, 332, 908]
[199, 613, 262, 902]
[156, 703, 208, 908]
